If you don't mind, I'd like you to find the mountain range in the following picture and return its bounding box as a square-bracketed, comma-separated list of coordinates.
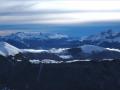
[0, 30, 120, 90]
[0, 30, 120, 49]
[0, 41, 120, 63]
[0, 30, 120, 62]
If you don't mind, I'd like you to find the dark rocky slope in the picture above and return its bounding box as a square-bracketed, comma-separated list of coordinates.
[0, 58, 120, 90]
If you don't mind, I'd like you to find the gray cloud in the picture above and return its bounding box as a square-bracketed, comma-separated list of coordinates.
[0, 0, 120, 25]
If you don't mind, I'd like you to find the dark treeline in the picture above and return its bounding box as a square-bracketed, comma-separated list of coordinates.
[0, 57, 120, 90]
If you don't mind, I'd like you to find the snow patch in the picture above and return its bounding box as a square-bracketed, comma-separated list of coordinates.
[66, 59, 91, 63]
[81, 45, 105, 54]
[106, 48, 120, 53]
[41, 59, 63, 64]
[22, 49, 48, 53]
[29, 60, 40, 64]
[0, 42, 21, 56]
[29, 59, 63, 64]
[49, 48, 68, 54]
[102, 59, 114, 61]
[49, 34, 68, 39]
[59, 55, 72, 59]
[17, 59, 22, 62]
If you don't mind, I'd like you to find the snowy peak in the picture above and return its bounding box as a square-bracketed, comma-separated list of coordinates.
[0, 42, 21, 57]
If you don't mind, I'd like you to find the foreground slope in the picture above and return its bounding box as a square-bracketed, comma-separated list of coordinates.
[0, 59, 120, 90]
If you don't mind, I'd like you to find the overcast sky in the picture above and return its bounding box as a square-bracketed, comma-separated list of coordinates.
[0, 0, 120, 36]
[0, 0, 120, 24]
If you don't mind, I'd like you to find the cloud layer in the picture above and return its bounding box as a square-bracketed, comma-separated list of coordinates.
[0, 0, 120, 24]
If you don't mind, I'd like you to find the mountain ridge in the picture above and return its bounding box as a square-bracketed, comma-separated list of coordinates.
[80, 30, 120, 49]
[0, 42, 120, 62]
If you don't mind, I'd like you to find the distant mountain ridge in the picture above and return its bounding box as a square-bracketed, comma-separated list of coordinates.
[0, 30, 120, 49]
[0, 32, 70, 49]
[81, 30, 120, 49]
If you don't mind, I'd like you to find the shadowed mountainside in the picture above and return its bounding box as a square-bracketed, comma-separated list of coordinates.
[0, 57, 120, 90]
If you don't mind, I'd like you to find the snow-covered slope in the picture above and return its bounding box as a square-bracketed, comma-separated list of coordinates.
[81, 45, 105, 54]
[81, 30, 120, 49]
[81, 45, 120, 54]
[0, 42, 21, 56]
[49, 48, 68, 54]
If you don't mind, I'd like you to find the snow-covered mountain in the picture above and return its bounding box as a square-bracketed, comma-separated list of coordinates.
[0, 30, 120, 61]
[3, 32, 68, 40]
[0, 32, 70, 49]
[1, 30, 119, 49]
[81, 30, 120, 49]
[0, 41, 120, 61]
[21, 45, 120, 60]
[0, 42, 21, 57]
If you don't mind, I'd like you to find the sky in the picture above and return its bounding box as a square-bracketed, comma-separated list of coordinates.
[0, 0, 120, 37]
